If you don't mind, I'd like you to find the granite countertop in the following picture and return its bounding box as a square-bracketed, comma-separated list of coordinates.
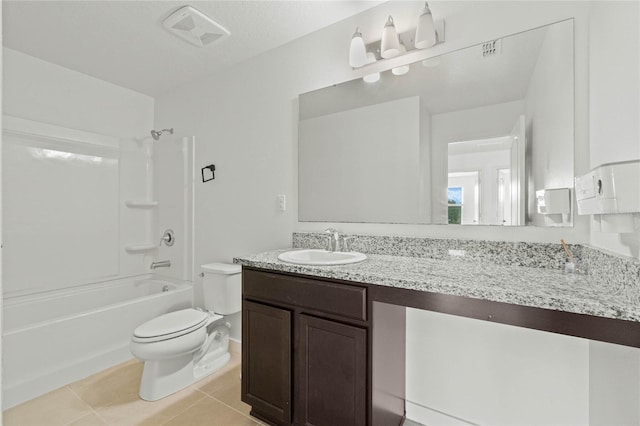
[234, 249, 640, 323]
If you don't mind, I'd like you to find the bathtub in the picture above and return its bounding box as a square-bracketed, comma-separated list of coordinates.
[2, 274, 193, 409]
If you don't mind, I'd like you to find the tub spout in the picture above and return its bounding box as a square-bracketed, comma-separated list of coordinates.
[150, 260, 171, 270]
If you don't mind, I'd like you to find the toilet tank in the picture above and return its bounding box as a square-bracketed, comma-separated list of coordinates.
[201, 263, 242, 315]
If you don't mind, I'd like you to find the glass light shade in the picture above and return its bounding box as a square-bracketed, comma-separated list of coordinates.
[415, 3, 437, 49]
[363, 73, 381, 83]
[392, 44, 410, 75]
[380, 15, 400, 59]
[392, 64, 410, 76]
[349, 27, 368, 68]
[363, 52, 380, 83]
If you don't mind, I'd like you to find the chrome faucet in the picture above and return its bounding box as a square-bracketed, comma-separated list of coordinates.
[323, 228, 340, 252]
[151, 260, 171, 269]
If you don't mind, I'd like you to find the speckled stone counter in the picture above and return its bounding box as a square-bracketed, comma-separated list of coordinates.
[234, 249, 640, 323]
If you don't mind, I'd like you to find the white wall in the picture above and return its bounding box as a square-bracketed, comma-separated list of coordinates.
[406, 309, 589, 425]
[299, 96, 422, 223]
[525, 21, 574, 227]
[2, 48, 155, 293]
[589, 341, 640, 425]
[587, 2, 640, 423]
[3, 49, 152, 138]
[588, 1, 640, 260]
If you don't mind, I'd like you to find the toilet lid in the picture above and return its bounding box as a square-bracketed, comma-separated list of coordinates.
[133, 308, 208, 341]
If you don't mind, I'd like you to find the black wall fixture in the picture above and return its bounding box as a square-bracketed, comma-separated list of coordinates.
[201, 164, 215, 182]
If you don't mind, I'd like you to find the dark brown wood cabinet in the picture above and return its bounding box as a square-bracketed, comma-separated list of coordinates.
[241, 268, 388, 426]
[242, 300, 292, 425]
[297, 314, 367, 426]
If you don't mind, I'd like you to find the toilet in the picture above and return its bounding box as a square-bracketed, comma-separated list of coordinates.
[130, 263, 241, 401]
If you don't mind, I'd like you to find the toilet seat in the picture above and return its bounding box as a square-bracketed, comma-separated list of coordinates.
[132, 308, 208, 343]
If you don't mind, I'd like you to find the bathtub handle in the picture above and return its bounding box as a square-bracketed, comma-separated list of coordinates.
[159, 229, 175, 247]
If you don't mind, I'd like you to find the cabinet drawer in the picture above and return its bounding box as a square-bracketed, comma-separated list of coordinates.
[243, 269, 367, 322]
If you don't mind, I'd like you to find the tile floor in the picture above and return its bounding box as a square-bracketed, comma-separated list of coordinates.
[3, 350, 265, 426]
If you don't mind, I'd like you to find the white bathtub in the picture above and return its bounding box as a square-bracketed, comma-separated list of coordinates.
[2, 274, 193, 409]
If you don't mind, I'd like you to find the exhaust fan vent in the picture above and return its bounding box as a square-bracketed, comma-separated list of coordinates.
[163, 6, 230, 48]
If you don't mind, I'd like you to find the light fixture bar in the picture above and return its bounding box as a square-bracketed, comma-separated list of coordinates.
[351, 45, 442, 79]
[358, 21, 445, 63]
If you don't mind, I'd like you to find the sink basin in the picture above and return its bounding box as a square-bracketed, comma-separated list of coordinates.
[278, 249, 367, 266]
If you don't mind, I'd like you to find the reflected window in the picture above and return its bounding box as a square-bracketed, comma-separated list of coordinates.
[447, 187, 462, 224]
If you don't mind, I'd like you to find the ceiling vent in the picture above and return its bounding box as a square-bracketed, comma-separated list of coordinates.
[481, 39, 502, 57]
[162, 6, 230, 48]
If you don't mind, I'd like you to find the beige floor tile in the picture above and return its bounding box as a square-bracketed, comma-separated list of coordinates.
[4, 352, 253, 426]
[193, 351, 241, 391]
[69, 360, 143, 409]
[93, 386, 206, 426]
[65, 412, 107, 426]
[3, 387, 93, 426]
[162, 397, 260, 426]
[197, 365, 251, 416]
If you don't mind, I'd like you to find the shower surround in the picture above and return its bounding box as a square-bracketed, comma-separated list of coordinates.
[1, 116, 195, 407]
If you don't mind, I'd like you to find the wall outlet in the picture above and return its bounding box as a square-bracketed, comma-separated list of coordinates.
[277, 194, 286, 211]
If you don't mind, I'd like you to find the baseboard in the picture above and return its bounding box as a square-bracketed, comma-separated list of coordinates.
[229, 337, 241, 355]
[405, 400, 477, 426]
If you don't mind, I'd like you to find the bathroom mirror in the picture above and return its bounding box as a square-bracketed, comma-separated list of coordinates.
[298, 19, 574, 226]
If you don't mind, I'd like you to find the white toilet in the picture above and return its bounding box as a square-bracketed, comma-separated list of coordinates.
[130, 263, 241, 401]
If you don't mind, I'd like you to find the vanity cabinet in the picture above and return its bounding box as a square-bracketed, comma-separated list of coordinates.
[241, 268, 374, 426]
[298, 314, 367, 426]
[242, 300, 292, 425]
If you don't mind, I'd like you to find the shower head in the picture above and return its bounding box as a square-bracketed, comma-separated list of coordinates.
[150, 128, 174, 141]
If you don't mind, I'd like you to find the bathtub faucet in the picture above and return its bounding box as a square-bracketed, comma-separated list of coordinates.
[151, 260, 171, 270]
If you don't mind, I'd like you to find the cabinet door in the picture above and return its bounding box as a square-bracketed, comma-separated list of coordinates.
[242, 300, 292, 425]
[297, 315, 367, 426]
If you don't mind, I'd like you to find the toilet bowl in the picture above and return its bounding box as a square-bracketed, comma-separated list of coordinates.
[130, 263, 241, 401]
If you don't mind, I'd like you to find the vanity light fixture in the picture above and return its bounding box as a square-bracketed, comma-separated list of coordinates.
[380, 16, 401, 59]
[348, 4, 445, 74]
[415, 2, 437, 49]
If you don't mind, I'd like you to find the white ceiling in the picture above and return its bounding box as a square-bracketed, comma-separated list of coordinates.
[3, 1, 383, 97]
